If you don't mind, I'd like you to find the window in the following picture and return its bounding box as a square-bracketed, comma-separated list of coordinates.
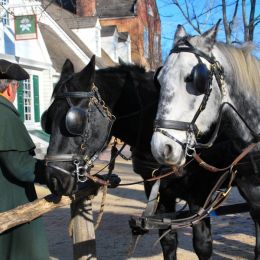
[17, 79, 32, 122]
[114, 40, 117, 60]
[17, 75, 40, 123]
[143, 27, 149, 58]
[95, 28, 100, 56]
[0, 0, 9, 25]
[154, 33, 159, 53]
[23, 79, 32, 121]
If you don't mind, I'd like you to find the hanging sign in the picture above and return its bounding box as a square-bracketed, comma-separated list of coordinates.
[14, 15, 37, 40]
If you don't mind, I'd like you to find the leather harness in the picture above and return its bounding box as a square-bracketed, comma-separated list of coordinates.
[44, 84, 116, 184]
[129, 39, 260, 240]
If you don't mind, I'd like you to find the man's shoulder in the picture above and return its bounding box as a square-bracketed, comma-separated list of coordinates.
[0, 97, 19, 118]
[0, 102, 22, 127]
[0, 98, 35, 151]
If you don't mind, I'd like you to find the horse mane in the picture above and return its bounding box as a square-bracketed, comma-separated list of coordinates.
[216, 42, 260, 98]
[97, 64, 156, 93]
[51, 63, 154, 100]
[99, 64, 147, 75]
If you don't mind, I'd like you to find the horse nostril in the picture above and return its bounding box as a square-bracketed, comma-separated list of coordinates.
[163, 144, 173, 158]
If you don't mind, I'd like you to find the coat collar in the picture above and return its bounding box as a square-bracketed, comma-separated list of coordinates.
[0, 95, 20, 116]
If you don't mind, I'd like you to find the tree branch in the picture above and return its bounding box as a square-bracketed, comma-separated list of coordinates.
[0, 183, 100, 234]
[222, 0, 231, 44]
[249, 0, 256, 41]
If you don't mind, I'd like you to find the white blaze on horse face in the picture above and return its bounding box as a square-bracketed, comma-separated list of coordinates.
[151, 51, 220, 166]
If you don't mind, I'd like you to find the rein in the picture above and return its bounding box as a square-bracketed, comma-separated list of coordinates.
[129, 163, 238, 238]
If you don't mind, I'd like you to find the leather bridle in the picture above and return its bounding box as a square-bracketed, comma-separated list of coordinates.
[44, 83, 116, 183]
[154, 38, 260, 157]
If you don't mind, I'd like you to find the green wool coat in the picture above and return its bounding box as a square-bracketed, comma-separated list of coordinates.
[0, 96, 49, 260]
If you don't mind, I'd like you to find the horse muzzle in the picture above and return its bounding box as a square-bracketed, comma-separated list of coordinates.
[151, 131, 186, 166]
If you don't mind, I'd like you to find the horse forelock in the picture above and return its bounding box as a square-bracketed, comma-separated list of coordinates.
[216, 43, 260, 99]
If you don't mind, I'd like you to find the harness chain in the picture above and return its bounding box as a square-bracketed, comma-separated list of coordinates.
[44, 84, 116, 185]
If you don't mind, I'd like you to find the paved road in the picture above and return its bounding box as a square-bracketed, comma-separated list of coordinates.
[39, 146, 255, 260]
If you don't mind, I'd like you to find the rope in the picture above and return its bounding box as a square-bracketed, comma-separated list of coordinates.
[93, 139, 126, 230]
[94, 186, 108, 230]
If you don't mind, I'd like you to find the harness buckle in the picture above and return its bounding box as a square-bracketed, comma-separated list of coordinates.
[186, 146, 196, 157]
[73, 160, 88, 183]
[185, 131, 196, 157]
[222, 187, 232, 197]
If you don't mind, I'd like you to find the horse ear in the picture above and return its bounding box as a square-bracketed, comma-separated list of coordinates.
[61, 59, 74, 76]
[202, 19, 221, 49]
[79, 55, 96, 88]
[174, 24, 187, 46]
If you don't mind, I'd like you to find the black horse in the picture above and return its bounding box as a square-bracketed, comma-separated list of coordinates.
[41, 56, 116, 195]
[42, 56, 260, 260]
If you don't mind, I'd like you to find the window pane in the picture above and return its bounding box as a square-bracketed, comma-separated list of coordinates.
[22, 79, 32, 121]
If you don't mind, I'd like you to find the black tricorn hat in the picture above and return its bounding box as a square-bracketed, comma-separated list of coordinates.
[0, 59, 29, 80]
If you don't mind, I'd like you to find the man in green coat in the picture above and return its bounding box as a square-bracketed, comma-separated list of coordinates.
[0, 60, 49, 260]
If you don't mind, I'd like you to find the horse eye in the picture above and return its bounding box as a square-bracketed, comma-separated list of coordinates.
[184, 74, 193, 83]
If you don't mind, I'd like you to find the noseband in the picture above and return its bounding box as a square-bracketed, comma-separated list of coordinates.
[154, 38, 226, 156]
[44, 83, 115, 182]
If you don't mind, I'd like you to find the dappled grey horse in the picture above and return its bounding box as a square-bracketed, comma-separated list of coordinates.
[152, 21, 260, 258]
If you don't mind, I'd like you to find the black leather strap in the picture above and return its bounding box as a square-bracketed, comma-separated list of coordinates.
[170, 47, 215, 64]
[154, 119, 199, 136]
[55, 92, 95, 99]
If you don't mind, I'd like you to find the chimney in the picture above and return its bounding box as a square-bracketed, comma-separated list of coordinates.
[76, 0, 96, 16]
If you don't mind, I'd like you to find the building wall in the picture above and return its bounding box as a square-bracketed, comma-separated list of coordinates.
[72, 26, 101, 57]
[99, 0, 161, 70]
[118, 38, 131, 63]
[0, 0, 92, 127]
[146, 0, 162, 69]
[100, 17, 147, 67]
[0, 0, 54, 127]
[101, 33, 118, 62]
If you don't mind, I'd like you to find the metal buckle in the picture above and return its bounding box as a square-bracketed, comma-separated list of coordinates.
[185, 131, 196, 157]
[73, 160, 88, 183]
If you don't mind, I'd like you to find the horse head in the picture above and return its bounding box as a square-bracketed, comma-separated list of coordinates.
[41, 56, 115, 195]
[152, 19, 260, 168]
[151, 21, 230, 166]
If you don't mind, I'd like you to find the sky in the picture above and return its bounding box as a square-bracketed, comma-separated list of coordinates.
[156, 0, 260, 60]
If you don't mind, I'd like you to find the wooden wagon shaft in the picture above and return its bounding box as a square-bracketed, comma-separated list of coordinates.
[0, 182, 100, 234]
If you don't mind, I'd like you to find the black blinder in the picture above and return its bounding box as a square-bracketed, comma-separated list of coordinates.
[41, 110, 51, 134]
[65, 107, 87, 136]
[193, 63, 210, 94]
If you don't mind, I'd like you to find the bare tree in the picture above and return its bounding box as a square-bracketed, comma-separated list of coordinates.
[169, 0, 259, 44]
[222, 0, 239, 44]
[242, 0, 258, 41]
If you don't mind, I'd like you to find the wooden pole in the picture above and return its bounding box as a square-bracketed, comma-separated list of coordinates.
[70, 198, 97, 260]
[0, 182, 99, 234]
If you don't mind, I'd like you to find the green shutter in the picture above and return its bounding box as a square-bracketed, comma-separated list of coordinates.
[33, 75, 40, 122]
[17, 82, 24, 121]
